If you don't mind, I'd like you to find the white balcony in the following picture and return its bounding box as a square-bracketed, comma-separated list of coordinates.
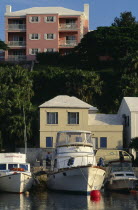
[8, 41, 26, 47]
[8, 55, 26, 61]
[59, 23, 78, 30]
[59, 40, 77, 47]
[8, 24, 26, 30]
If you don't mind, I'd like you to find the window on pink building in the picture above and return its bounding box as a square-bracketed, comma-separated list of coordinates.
[29, 34, 40, 40]
[44, 48, 55, 52]
[45, 16, 56, 23]
[30, 16, 40, 23]
[29, 48, 40, 55]
[44, 33, 55, 40]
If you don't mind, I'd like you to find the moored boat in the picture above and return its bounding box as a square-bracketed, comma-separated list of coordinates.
[0, 153, 34, 193]
[46, 130, 106, 194]
[105, 160, 138, 191]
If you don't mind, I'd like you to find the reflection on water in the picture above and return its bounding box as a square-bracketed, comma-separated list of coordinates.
[103, 191, 138, 210]
[0, 193, 31, 210]
[0, 191, 138, 210]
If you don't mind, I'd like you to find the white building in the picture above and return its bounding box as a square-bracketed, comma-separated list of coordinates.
[118, 97, 138, 147]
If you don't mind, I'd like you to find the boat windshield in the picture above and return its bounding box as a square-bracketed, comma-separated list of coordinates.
[8, 164, 18, 170]
[19, 164, 28, 171]
[0, 164, 6, 170]
[56, 132, 92, 146]
[111, 162, 133, 172]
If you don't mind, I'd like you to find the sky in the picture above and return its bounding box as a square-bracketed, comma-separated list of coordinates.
[0, 0, 138, 41]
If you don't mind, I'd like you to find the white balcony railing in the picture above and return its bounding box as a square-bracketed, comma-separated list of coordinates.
[8, 24, 26, 30]
[8, 55, 26, 61]
[59, 23, 78, 30]
[8, 41, 26, 47]
[59, 40, 77, 47]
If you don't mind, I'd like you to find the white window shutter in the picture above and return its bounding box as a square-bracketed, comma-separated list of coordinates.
[29, 34, 32, 40]
[29, 49, 32, 55]
[44, 48, 47, 52]
[38, 34, 41, 40]
[29, 17, 32, 23]
[38, 48, 41, 52]
[54, 16, 56, 22]
[54, 34, 56, 39]
[44, 34, 46, 40]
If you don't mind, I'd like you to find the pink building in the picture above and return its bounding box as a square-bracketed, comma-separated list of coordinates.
[5, 4, 89, 61]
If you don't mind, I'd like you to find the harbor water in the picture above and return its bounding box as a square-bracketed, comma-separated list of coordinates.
[0, 191, 138, 210]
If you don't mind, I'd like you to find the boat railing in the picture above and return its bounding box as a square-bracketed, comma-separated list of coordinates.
[56, 142, 93, 147]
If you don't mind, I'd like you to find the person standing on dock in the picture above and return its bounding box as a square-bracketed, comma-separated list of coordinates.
[46, 152, 52, 167]
[97, 157, 105, 167]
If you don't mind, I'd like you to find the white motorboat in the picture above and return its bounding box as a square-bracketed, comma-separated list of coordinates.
[0, 153, 34, 193]
[105, 160, 138, 191]
[46, 130, 106, 194]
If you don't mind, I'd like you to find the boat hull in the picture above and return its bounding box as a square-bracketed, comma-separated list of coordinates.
[46, 166, 105, 194]
[0, 173, 33, 193]
[105, 179, 137, 191]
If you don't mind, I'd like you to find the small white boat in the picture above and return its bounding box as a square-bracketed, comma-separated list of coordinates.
[0, 153, 34, 193]
[105, 160, 138, 191]
[46, 130, 106, 194]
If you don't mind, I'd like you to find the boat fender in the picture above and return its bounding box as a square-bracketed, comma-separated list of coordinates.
[90, 190, 101, 202]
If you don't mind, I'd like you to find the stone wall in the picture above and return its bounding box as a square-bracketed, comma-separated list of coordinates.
[15, 148, 48, 165]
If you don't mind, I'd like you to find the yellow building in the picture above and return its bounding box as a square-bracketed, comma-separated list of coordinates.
[39, 95, 123, 150]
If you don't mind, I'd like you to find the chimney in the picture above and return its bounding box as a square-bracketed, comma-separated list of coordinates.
[84, 4, 89, 20]
[6, 5, 12, 13]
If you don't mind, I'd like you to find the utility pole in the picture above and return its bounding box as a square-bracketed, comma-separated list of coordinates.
[23, 106, 27, 156]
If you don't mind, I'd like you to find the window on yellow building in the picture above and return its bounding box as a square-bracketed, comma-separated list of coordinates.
[47, 112, 58, 124]
[68, 112, 79, 124]
[46, 137, 53, 147]
[100, 137, 107, 148]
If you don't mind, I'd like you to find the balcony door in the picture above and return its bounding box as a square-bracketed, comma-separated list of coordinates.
[66, 36, 76, 46]
[66, 36, 76, 41]
[12, 20, 24, 25]
[13, 51, 24, 55]
[66, 19, 76, 24]
[13, 36, 24, 41]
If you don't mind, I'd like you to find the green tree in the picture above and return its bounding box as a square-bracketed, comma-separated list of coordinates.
[0, 65, 34, 150]
[117, 72, 138, 101]
[32, 66, 103, 110]
[129, 137, 138, 150]
[74, 25, 138, 69]
[36, 52, 61, 66]
[0, 40, 8, 50]
[112, 11, 137, 27]
[64, 69, 103, 105]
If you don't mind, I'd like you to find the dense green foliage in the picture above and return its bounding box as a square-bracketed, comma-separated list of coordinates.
[129, 137, 138, 150]
[32, 66, 103, 107]
[0, 40, 8, 50]
[0, 65, 34, 150]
